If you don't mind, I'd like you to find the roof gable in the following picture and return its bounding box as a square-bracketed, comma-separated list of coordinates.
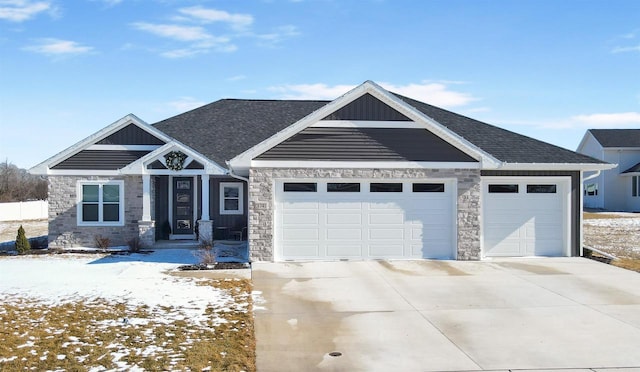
[30, 114, 172, 175]
[230, 80, 499, 170]
[589, 129, 640, 148]
[321, 93, 411, 121]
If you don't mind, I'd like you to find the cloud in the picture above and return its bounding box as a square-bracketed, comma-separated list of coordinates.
[168, 97, 207, 113]
[227, 75, 246, 81]
[269, 80, 478, 108]
[612, 44, 640, 53]
[132, 22, 212, 42]
[178, 6, 253, 31]
[0, 0, 51, 22]
[256, 25, 300, 45]
[572, 112, 640, 126]
[23, 38, 93, 56]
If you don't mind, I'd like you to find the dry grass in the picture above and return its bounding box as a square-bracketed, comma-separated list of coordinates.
[0, 279, 255, 371]
[583, 212, 640, 273]
[583, 212, 633, 220]
[0, 219, 48, 244]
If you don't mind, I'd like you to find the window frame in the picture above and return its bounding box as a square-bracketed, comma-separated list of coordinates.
[76, 180, 125, 226]
[283, 182, 317, 192]
[488, 184, 519, 193]
[219, 182, 244, 215]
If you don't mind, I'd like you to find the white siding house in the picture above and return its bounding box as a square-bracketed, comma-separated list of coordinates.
[577, 129, 640, 211]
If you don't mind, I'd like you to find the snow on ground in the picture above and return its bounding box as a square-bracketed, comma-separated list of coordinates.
[0, 249, 242, 325]
[584, 213, 640, 257]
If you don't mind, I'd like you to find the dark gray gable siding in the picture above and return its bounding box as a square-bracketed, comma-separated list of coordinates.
[97, 124, 165, 145]
[256, 127, 478, 162]
[52, 150, 151, 170]
[589, 129, 640, 148]
[322, 93, 411, 121]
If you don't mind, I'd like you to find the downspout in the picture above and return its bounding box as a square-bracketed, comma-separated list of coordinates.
[225, 161, 250, 245]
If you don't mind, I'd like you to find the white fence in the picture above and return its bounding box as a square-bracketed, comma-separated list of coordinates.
[0, 200, 48, 222]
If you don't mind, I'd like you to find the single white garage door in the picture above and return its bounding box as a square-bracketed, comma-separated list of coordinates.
[274, 180, 456, 260]
[483, 177, 570, 257]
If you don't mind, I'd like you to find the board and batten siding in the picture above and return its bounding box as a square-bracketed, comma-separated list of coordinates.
[322, 93, 411, 121]
[481, 170, 581, 256]
[97, 124, 165, 145]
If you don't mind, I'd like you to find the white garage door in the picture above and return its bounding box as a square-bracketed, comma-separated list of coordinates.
[274, 180, 456, 260]
[483, 177, 570, 257]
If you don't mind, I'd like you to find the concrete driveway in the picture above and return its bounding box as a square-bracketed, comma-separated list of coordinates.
[252, 258, 640, 372]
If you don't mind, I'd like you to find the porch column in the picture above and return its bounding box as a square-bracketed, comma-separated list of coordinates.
[142, 174, 152, 221]
[201, 174, 210, 220]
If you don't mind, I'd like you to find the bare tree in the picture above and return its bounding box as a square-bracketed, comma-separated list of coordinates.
[0, 160, 48, 202]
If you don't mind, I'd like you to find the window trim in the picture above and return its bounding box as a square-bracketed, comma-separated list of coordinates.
[76, 180, 125, 226]
[219, 182, 244, 215]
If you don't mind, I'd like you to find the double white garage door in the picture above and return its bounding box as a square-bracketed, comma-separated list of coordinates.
[274, 180, 457, 260]
[274, 177, 570, 261]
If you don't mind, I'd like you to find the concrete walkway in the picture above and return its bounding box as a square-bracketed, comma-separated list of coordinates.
[252, 258, 640, 372]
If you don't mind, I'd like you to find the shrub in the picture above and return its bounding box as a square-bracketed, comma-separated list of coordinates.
[195, 238, 216, 266]
[15, 225, 31, 254]
[127, 237, 144, 253]
[94, 235, 110, 251]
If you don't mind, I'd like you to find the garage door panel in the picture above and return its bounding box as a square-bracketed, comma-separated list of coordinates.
[327, 244, 362, 257]
[326, 213, 361, 225]
[369, 228, 404, 240]
[369, 244, 404, 257]
[369, 213, 404, 225]
[283, 214, 319, 224]
[327, 228, 362, 240]
[326, 202, 363, 210]
[282, 244, 319, 257]
[283, 202, 319, 210]
[283, 228, 319, 240]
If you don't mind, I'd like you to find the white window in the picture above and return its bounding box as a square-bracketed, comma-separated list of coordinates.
[633, 176, 639, 197]
[77, 180, 125, 226]
[585, 183, 598, 196]
[220, 182, 243, 215]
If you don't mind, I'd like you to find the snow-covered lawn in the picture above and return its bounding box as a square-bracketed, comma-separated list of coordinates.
[0, 250, 254, 371]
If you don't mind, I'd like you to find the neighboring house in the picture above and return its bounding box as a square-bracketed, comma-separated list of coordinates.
[577, 129, 640, 212]
[30, 81, 612, 261]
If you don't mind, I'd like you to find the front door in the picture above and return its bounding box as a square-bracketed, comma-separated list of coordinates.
[173, 177, 194, 237]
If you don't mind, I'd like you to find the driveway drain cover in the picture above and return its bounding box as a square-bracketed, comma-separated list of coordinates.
[329, 351, 342, 357]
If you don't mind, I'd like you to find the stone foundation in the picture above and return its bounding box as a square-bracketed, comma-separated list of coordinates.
[249, 167, 481, 262]
[138, 220, 155, 248]
[198, 220, 213, 243]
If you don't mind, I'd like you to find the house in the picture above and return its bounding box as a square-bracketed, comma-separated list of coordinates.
[30, 81, 612, 261]
[577, 129, 640, 212]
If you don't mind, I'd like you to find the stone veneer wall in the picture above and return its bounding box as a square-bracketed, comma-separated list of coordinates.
[48, 175, 144, 248]
[249, 168, 481, 261]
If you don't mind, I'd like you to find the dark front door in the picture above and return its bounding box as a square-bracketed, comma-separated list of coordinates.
[173, 177, 194, 236]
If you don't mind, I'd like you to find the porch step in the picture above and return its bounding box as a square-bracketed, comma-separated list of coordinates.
[152, 240, 200, 249]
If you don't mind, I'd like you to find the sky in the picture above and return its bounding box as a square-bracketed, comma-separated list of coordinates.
[0, 0, 639, 169]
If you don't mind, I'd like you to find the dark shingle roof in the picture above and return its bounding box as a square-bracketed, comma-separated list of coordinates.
[395, 95, 605, 164]
[623, 162, 640, 173]
[152, 95, 606, 166]
[153, 99, 327, 166]
[589, 129, 640, 148]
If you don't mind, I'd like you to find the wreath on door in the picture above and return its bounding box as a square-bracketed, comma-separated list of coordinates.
[165, 151, 187, 171]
